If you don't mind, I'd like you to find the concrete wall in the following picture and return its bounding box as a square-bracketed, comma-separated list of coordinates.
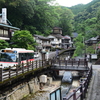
[5, 77, 40, 100]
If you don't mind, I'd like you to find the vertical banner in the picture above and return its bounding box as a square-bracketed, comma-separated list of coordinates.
[2, 8, 7, 24]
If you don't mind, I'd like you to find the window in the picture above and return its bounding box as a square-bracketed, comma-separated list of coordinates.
[19, 53, 34, 62]
[0, 29, 8, 37]
[4, 30, 8, 37]
[51, 38, 54, 41]
[52, 44, 55, 46]
[54, 30, 59, 33]
[0, 29, 3, 36]
[0, 52, 17, 62]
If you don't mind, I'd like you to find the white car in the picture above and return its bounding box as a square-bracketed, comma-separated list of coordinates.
[34, 52, 39, 58]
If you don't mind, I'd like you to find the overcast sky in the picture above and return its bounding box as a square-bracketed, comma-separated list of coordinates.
[55, 0, 93, 7]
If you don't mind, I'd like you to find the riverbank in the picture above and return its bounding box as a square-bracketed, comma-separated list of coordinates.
[21, 75, 80, 100]
[21, 80, 61, 100]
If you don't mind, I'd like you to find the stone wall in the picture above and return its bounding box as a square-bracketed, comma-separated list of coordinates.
[5, 77, 40, 100]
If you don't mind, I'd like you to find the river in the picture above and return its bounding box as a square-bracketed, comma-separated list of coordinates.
[21, 76, 80, 100]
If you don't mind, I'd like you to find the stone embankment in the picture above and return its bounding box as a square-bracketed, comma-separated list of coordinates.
[0, 77, 40, 100]
[28, 81, 61, 100]
[0, 76, 60, 100]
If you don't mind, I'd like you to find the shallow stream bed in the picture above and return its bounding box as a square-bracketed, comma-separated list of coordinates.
[21, 79, 80, 100]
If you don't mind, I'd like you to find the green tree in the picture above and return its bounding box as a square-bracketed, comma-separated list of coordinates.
[86, 45, 95, 54]
[30, 0, 58, 36]
[0, 0, 35, 27]
[4, 0, 57, 36]
[57, 7, 74, 36]
[0, 39, 9, 49]
[0, 0, 74, 36]
[95, 7, 100, 35]
[10, 30, 36, 50]
[73, 34, 85, 57]
[73, 1, 100, 37]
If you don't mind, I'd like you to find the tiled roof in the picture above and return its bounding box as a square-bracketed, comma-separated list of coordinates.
[51, 34, 63, 39]
[34, 34, 50, 40]
[53, 27, 62, 30]
[0, 23, 20, 30]
[62, 35, 71, 39]
[85, 37, 97, 43]
[72, 32, 78, 38]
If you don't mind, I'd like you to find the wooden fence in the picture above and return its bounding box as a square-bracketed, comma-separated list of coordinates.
[0, 60, 52, 82]
[0, 58, 90, 82]
[63, 65, 92, 100]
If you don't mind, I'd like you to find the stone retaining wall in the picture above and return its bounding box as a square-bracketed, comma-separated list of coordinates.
[3, 77, 40, 100]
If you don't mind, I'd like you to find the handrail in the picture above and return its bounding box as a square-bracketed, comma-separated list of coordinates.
[0, 59, 52, 82]
[63, 65, 92, 100]
[0, 58, 90, 82]
[51, 58, 88, 67]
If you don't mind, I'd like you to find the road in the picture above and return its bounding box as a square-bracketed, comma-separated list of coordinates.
[86, 63, 100, 100]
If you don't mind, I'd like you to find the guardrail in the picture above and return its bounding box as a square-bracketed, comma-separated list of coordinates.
[63, 65, 92, 100]
[51, 58, 88, 67]
[0, 58, 90, 82]
[0, 60, 52, 82]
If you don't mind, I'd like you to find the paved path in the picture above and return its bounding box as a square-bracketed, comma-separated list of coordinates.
[87, 64, 100, 100]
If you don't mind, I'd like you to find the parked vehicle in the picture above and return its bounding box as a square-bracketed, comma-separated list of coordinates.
[0, 48, 34, 69]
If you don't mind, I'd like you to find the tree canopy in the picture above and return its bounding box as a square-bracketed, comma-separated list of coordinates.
[0, 0, 99, 38]
[0, 39, 9, 49]
[57, 7, 74, 36]
[0, 0, 100, 55]
[70, 0, 100, 40]
[73, 34, 85, 57]
[0, 0, 74, 36]
[10, 30, 37, 50]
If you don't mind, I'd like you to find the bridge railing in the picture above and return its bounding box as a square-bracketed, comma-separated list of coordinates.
[63, 65, 92, 100]
[0, 59, 52, 82]
[51, 58, 88, 67]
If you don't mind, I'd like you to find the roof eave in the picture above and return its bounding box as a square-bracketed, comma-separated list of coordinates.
[0, 23, 20, 30]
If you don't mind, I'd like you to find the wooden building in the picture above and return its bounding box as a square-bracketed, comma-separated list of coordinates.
[0, 8, 19, 42]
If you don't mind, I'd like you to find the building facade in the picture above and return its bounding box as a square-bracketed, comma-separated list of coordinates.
[61, 35, 73, 49]
[48, 27, 63, 48]
[34, 34, 51, 52]
[0, 8, 19, 42]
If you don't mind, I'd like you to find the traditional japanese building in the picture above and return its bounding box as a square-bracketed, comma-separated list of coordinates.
[0, 8, 20, 42]
[48, 27, 63, 48]
[34, 34, 51, 52]
[61, 35, 73, 49]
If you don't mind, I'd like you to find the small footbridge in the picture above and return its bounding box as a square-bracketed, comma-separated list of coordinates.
[0, 58, 89, 83]
[51, 58, 89, 71]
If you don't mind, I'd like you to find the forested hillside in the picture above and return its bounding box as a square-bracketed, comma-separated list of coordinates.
[69, 4, 86, 15]
[0, 0, 74, 36]
[0, 0, 100, 40]
[70, 0, 100, 40]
